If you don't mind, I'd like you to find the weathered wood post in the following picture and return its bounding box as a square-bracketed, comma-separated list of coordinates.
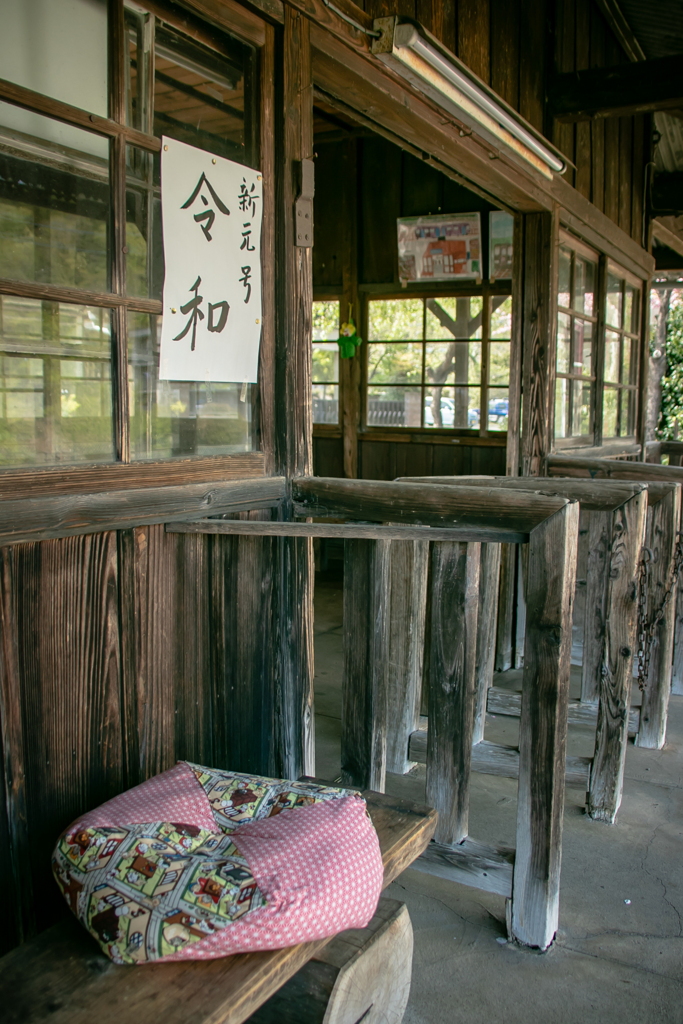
[473, 542, 502, 745]
[511, 500, 578, 949]
[587, 490, 647, 822]
[636, 483, 681, 749]
[341, 539, 391, 791]
[426, 540, 481, 846]
[385, 540, 429, 775]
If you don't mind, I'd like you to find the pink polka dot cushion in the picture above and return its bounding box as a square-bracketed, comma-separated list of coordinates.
[52, 762, 383, 965]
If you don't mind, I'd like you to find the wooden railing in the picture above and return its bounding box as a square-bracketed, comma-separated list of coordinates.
[175, 476, 580, 951]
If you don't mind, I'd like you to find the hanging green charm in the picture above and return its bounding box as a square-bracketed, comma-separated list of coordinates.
[338, 314, 361, 359]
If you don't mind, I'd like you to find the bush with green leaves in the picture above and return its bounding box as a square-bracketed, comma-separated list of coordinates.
[659, 303, 683, 439]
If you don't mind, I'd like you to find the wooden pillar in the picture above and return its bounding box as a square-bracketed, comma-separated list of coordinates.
[426, 541, 481, 847]
[494, 542, 515, 672]
[341, 539, 391, 791]
[495, 216, 525, 671]
[581, 509, 607, 703]
[473, 542, 502, 745]
[672, 576, 683, 696]
[385, 540, 429, 775]
[273, 8, 315, 779]
[520, 209, 559, 477]
[340, 139, 360, 479]
[512, 501, 578, 949]
[587, 491, 647, 822]
[636, 484, 681, 749]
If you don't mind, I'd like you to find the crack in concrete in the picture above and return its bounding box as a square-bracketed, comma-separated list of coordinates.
[557, 939, 683, 985]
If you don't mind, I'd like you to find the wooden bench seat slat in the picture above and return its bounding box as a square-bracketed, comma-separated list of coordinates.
[0, 792, 436, 1024]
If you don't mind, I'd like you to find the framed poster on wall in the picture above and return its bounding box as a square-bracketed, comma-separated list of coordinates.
[489, 211, 514, 280]
[397, 212, 481, 284]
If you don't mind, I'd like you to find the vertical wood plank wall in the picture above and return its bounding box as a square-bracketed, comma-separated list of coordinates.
[0, 526, 281, 953]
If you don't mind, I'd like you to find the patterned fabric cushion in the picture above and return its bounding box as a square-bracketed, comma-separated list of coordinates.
[52, 762, 383, 965]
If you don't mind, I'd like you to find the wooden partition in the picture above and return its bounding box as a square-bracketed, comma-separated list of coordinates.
[548, 455, 683, 733]
[194, 476, 578, 951]
[399, 475, 648, 823]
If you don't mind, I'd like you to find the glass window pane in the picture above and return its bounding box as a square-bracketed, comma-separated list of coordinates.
[573, 319, 593, 377]
[368, 299, 423, 341]
[425, 342, 481, 386]
[606, 272, 622, 328]
[572, 379, 592, 436]
[367, 343, 422, 385]
[1, 0, 107, 117]
[0, 104, 109, 292]
[487, 387, 509, 432]
[128, 311, 254, 460]
[424, 386, 480, 429]
[144, 21, 253, 163]
[490, 296, 512, 338]
[624, 284, 639, 335]
[312, 343, 339, 383]
[573, 256, 596, 315]
[623, 334, 634, 385]
[489, 342, 510, 385]
[312, 301, 340, 341]
[367, 386, 421, 427]
[554, 377, 568, 438]
[312, 383, 339, 425]
[620, 388, 634, 436]
[126, 146, 162, 300]
[557, 312, 571, 374]
[425, 297, 482, 339]
[0, 296, 114, 467]
[603, 387, 618, 438]
[558, 247, 571, 308]
[604, 330, 620, 385]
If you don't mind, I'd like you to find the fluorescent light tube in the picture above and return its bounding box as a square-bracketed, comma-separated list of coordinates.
[377, 22, 566, 180]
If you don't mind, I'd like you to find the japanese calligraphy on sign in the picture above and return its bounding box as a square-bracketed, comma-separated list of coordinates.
[159, 137, 263, 382]
[397, 212, 482, 284]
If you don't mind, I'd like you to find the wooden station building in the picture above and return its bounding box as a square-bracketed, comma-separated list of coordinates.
[0, 0, 680, 995]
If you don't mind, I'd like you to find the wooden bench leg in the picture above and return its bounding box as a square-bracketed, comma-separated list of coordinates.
[426, 540, 481, 847]
[473, 542, 501, 745]
[511, 502, 578, 949]
[341, 539, 391, 791]
[637, 485, 681, 749]
[588, 492, 647, 822]
[581, 509, 608, 704]
[385, 540, 429, 775]
[246, 898, 413, 1024]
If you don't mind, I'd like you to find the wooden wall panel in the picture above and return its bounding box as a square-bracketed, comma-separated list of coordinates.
[119, 526, 212, 786]
[457, 0, 491, 83]
[312, 142, 345, 290]
[518, 0, 545, 133]
[313, 436, 344, 477]
[11, 533, 123, 932]
[359, 138, 403, 285]
[490, 0, 520, 111]
[416, 0, 456, 53]
[212, 532, 277, 776]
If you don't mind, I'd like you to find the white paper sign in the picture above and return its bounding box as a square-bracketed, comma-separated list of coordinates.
[159, 137, 262, 383]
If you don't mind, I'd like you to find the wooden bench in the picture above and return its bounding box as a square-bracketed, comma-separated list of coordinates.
[0, 791, 436, 1024]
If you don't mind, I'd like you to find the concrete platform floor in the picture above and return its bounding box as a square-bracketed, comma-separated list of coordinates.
[313, 574, 683, 1024]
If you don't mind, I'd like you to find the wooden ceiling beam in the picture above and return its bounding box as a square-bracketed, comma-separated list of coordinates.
[550, 55, 683, 121]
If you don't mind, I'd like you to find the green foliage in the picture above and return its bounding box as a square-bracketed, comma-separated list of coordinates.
[659, 304, 683, 439]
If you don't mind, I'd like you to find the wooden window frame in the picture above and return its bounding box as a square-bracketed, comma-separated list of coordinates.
[0, 0, 274, 494]
[600, 261, 642, 444]
[553, 229, 645, 453]
[358, 281, 512, 443]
